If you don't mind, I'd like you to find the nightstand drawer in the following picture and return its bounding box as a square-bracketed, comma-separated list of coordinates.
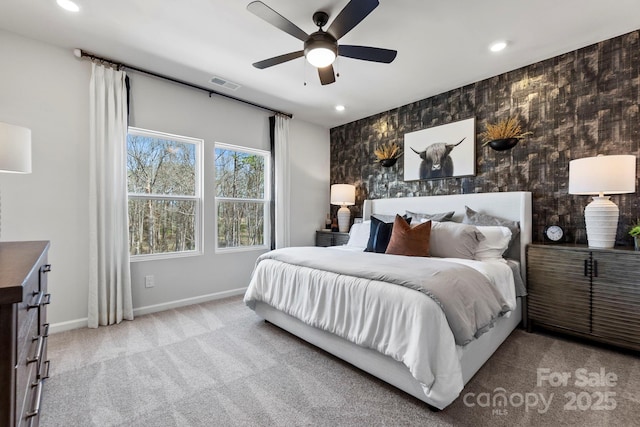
[316, 231, 350, 247]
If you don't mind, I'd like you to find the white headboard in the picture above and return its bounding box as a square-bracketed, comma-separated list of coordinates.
[363, 191, 532, 282]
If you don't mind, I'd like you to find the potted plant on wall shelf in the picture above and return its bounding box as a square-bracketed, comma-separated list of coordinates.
[480, 117, 532, 151]
[374, 142, 402, 167]
[629, 219, 640, 250]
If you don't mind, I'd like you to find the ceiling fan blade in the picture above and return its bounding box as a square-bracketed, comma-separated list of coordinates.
[339, 45, 397, 63]
[327, 0, 379, 40]
[247, 1, 308, 42]
[318, 65, 336, 85]
[252, 51, 304, 69]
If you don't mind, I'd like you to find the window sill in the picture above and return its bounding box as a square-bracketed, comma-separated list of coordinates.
[215, 245, 270, 255]
[130, 250, 203, 262]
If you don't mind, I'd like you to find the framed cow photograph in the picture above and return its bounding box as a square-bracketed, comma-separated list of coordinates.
[403, 118, 476, 181]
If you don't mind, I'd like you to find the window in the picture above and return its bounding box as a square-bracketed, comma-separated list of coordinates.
[127, 127, 202, 259]
[215, 143, 270, 251]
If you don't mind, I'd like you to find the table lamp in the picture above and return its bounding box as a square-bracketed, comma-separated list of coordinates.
[0, 122, 32, 173]
[330, 184, 355, 233]
[569, 154, 636, 248]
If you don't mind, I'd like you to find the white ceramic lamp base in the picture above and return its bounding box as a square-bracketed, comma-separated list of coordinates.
[584, 196, 619, 248]
[337, 206, 351, 233]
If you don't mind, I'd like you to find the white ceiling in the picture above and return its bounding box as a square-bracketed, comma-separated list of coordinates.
[1, 0, 640, 128]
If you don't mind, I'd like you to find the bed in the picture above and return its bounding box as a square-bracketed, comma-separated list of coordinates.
[244, 191, 532, 409]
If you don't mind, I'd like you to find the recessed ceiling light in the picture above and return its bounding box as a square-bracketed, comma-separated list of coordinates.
[489, 41, 507, 52]
[57, 0, 80, 12]
[335, 105, 345, 112]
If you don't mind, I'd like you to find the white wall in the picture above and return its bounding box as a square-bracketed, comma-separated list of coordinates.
[0, 29, 330, 330]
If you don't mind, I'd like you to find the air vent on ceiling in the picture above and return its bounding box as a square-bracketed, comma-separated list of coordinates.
[210, 76, 241, 91]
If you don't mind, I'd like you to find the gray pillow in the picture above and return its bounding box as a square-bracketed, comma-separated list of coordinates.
[462, 206, 520, 251]
[429, 221, 485, 260]
[405, 210, 455, 222]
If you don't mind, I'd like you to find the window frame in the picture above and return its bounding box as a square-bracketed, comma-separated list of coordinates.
[214, 142, 271, 253]
[127, 126, 204, 261]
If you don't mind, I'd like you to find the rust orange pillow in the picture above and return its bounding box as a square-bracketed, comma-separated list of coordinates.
[385, 214, 431, 257]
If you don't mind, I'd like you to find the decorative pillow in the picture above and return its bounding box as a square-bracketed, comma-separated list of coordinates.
[364, 214, 411, 253]
[405, 210, 455, 223]
[462, 206, 520, 250]
[429, 221, 486, 259]
[386, 215, 432, 257]
[474, 226, 512, 260]
[346, 221, 371, 248]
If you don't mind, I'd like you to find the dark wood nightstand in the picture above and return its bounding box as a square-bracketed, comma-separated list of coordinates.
[316, 230, 350, 247]
[527, 243, 640, 352]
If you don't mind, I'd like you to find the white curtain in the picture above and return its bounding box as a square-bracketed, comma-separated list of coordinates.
[274, 114, 291, 248]
[88, 63, 134, 328]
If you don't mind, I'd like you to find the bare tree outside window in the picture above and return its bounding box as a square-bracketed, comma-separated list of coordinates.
[215, 144, 270, 250]
[127, 127, 202, 258]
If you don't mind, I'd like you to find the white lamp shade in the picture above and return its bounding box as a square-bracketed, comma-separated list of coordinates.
[0, 122, 32, 174]
[569, 155, 636, 195]
[569, 154, 636, 249]
[330, 184, 355, 206]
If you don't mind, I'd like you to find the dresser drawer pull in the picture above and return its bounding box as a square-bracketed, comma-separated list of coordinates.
[41, 264, 52, 273]
[43, 293, 51, 305]
[40, 359, 51, 380]
[25, 380, 43, 418]
[43, 322, 50, 338]
[27, 291, 44, 310]
[27, 335, 43, 365]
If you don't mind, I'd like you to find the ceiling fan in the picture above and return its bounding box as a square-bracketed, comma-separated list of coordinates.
[247, 0, 397, 85]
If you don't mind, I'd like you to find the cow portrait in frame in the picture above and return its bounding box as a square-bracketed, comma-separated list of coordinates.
[403, 118, 476, 181]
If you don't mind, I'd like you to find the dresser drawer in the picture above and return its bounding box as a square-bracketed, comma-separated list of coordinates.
[16, 281, 40, 382]
[16, 347, 39, 427]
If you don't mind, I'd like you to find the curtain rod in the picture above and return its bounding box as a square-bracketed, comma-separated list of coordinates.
[74, 49, 293, 119]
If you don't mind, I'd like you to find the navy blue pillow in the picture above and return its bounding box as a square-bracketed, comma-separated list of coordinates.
[365, 214, 411, 253]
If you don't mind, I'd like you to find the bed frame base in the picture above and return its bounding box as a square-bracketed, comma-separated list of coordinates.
[254, 299, 522, 408]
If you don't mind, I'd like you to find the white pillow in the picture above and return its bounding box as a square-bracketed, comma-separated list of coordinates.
[474, 225, 512, 260]
[347, 221, 371, 248]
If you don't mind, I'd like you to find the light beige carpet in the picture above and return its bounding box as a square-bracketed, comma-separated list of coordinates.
[40, 296, 639, 426]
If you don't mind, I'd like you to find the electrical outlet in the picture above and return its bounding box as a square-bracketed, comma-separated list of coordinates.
[144, 275, 155, 288]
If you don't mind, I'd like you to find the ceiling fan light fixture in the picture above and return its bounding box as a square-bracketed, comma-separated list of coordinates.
[306, 47, 336, 68]
[304, 32, 338, 68]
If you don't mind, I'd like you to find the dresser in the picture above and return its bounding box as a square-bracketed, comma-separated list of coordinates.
[527, 243, 640, 352]
[315, 230, 350, 247]
[0, 241, 51, 427]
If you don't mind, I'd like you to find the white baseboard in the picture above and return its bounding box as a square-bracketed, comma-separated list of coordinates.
[48, 287, 247, 334]
[49, 317, 89, 334]
[132, 287, 246, 317]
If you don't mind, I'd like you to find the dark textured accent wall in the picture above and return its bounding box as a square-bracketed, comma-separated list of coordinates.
[330, 30, 640, 245]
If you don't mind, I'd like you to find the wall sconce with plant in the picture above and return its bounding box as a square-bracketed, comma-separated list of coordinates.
[374, 142, 402, 167]
[480, 117, 532, 151]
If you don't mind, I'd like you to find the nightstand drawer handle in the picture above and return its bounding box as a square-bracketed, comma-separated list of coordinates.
[41, 264, 52, 273]
[584, 259, 588, 276]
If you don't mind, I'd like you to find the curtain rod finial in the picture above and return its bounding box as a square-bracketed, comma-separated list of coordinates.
[73, 48, 82, 58]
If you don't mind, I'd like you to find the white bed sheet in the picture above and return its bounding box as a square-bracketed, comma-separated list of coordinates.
[244, 246, 517, 408]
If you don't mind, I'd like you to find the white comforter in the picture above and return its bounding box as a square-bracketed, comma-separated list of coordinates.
[244, 246, 516, 409]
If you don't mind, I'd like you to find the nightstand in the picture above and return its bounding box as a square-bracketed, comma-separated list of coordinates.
[316, 230, 350, 247]
[527, 243, 640, 352]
